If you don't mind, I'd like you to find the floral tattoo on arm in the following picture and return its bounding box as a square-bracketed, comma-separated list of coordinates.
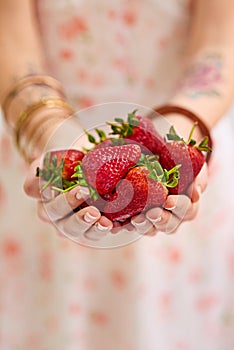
[177, 53, 223, 98]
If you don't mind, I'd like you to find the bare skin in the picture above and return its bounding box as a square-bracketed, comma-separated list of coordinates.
[1, 0, 234, 239]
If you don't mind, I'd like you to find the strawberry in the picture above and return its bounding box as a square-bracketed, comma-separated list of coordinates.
[159, 124, 211, 194]
[36, 149, 84, 191]
[80, 144, 141, 195]
[104, 157, 180, 221]
[107, 110, 165, 155]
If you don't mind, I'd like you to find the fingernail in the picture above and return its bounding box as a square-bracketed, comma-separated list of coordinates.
[96, 222, 110, 231]
[164, 205, 176, 211]
[84, 210, 99, 223]
[76, 187, 90, 200]
[148, 216, 162, 224]
[133, 220, 148, 228]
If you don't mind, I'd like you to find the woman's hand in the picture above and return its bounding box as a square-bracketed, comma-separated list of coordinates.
[24, 158, 113, 242]
[24, 154, 208, 240]
[130, 162, 208, 235]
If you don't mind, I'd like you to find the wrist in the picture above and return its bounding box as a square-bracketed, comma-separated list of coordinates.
[162, 113, 204, 141]
[1, 75, 83, 162]
[2, 75, 66, 129]
[15, 100, 75, 162]
[34, 109, 85, 154]
[24, 108, 72, 155]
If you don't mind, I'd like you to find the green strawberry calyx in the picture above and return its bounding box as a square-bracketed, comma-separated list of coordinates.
[106, 109, 139, 138]
[84, 110, 140, 150]
[83, 128, 122, 152]
[36, 153, 77, 192]
[52, 163, 99, 200]
[166, 123, 212, 152]
[84, 128, 107, 145]
[137, 155, 181, 188]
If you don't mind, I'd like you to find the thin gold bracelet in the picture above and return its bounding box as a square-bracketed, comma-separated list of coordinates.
[15, 98, 74, 157]
[2, 75, 66, 124]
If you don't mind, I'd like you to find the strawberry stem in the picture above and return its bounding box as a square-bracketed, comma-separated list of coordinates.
[41, 173, 56, 192]
[187, 122, 198, 144]
[52, 183, 79, 193]
[164, 165, 181, 188]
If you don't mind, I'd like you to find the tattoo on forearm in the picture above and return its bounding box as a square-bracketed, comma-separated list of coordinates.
[177, 53, 223, 98]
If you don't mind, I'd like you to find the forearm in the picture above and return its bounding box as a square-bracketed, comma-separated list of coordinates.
[0, 0, 46, 95]
[0, 0, 84, 160]
[164, 0, 234, 138]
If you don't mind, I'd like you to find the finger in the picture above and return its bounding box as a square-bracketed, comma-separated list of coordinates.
[56, 206, 101, 239]
[146, 207, 163, 225]
[131, 214, 154, 235]
[163, 195, 191, 220]
[164, 196, 199, 222]
[155, 209, 181, 234]
[111, 221, 123, 234]
[37, 201, 52, 223]
[84, 216, 113, 241]
[182, 201, 199, 221]
[111, 220, 135, 234]
[23, 159, 41, 199]
[43, 186, 90, 222]
[144, 226, 158, 236]
[187, 163, 208, 202]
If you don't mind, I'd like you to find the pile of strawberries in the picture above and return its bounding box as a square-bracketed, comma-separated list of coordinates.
[37, 110, 211, 222]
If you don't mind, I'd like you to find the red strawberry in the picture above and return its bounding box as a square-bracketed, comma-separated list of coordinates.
[81, 144, 141, 195]
[104, 158, 180, 221]
[160, 124, 211, 194]
[37, 149, 84, 191]
[108, 110, 165, 155]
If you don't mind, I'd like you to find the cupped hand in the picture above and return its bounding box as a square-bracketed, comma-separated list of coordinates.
[24, 155, 208, 240]
[130, 162, 208, 236]
[24, 158, 113, 242]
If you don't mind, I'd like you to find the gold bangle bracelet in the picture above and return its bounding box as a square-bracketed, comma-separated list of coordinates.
[15, 98, 74, 155]
[19, 114, 71, 163]
[2, 75, 66, 123]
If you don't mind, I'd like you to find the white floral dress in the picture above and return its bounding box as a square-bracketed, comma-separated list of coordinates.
[0, 1, 234, 349]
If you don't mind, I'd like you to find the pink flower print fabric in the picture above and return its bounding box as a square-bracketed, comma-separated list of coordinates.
[0, 1, 234, 349]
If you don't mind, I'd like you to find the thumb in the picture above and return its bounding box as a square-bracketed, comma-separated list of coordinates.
[187, 162, 209, 203]
[23, 158, 41, 199]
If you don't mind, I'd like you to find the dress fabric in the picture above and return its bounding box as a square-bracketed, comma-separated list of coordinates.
[1, 1, 234, 349]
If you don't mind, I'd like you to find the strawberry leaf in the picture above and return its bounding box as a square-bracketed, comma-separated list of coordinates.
[114, 117, 124, 123]
[125, 127, 133, 137]
[197, 136, 212, 152]
[198, 136, 208, 147]
[127, 110, 139, 126]
[166, 133, 182, 141]
[95, 128, 106, 141]
[166, 125, 183, 142]
[87, 133, 96, 144]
